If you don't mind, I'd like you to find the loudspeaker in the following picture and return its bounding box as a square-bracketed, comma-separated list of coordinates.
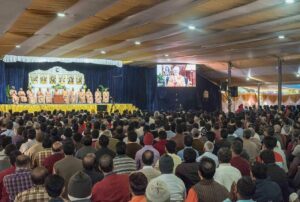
[230, 86, 238, 97]
[97, 105, 107, 112]
[220, 81, 228, 91]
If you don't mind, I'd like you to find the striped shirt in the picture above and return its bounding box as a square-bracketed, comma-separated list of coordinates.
[14, 185, 49, 202]
[113, 155, 136, 175]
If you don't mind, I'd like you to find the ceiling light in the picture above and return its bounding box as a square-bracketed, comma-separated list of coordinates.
[57, 13, 66, 17]
[164, 54, 169, 57]
[188, 25, 196, 30]
[15, 45, 21, 48]
[285, 0, 295, 4]
[167, 58, 171, 62]
[100, 50, 106, 54]
[297, 74, 300, 77]
[134, 41, 141, 45]
[278, 35, 285, 39]
[246, 77, 250, 81]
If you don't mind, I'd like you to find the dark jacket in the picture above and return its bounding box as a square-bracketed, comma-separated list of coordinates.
[253, 178, 283, 202]
[175, 162, 200, 191]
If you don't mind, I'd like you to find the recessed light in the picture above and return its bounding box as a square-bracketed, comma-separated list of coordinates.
[15, 45, 21, 48]
[134, 41, 141, 45]
[285, 0, 295, 4]
[164, 54, 169, 57]
[278, 35, 285, 39]
[297, 74, 300, 77]
[188, 25, 196, 30]
[100, 50, 106, 54]
[57, 13, 66, 17]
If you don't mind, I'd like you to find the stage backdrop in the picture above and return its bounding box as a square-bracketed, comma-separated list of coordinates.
[0, 61, 221, 112]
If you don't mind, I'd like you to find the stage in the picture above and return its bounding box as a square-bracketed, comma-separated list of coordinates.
[0, 103, 137, 113]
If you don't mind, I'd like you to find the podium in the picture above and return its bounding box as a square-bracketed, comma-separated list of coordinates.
[53, 95, 65, 104]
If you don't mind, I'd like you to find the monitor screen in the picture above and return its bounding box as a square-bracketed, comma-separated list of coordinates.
[157, 64, 196, 87]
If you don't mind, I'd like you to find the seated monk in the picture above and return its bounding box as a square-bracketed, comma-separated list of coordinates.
[10, 86, 19, 104]
[69, 88, 77, 104]
[37, 88, 45, 104]
[86, 89, 93, 104]
[26, 89, 35, 104]
[95, 89, 102, 104]
[45, 88, 52, 104]
[102, 89, 110, 103]
[62, 89, 69, 104]
[18, 88, 27, 103]
[78, 89, 86, 104]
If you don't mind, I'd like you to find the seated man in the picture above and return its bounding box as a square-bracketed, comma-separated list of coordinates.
[94, 89, 102, 104]
[10, 86, 19, 104]
[37, 88, 45, 104]
[91, 154, 130, 202]
[26, 88, 35, 104]
[86, 89, 93, 104]
[45, 88, 52, 104]
[18, 88, 27, 103]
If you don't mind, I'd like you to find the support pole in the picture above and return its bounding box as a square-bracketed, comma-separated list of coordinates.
[278, 57, 282, 109]
[228, 62, 232, 112]
[257, 83, 261, 108]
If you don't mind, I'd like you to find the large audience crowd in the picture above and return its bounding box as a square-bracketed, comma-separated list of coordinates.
[0, 106, 300, 202]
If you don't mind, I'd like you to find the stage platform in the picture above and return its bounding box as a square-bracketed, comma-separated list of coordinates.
[0, 104, 137, 113]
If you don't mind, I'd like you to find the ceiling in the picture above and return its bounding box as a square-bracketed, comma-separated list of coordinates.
[1, 0, 300, 86]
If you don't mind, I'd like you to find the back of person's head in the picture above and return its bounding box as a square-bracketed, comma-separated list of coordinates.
[183, 148, 196, 163]
[176, 124, 184, 134]
[206, 131, 215, 142]
[6, 121, 13, 130]
[198, 157, 216, 180]
[237, 177, 256, 200]
[27, 128, 36, 140]
[142, 150, 154, 166]
[184, 135, 193, 147]
[220, 128, 228, 139]
[99, 135, 109, 147]
[42, 135, 52, 149]
[15, 154, 30, 168]
[218, 147, 232, 163]
[263, 136, 277, 150]
[266, 126, 274, 137]
[45, 175, 65, 198]
[91, 130, 99, 139]
[82, 135, 92, 146]
[31, 166, 49, 185]
[4, 144, 17, 156]
[128, 131, 138, 142]
[191, 128, 200, 138]
[243, 129, 252, 139]
[165, 140, 176, 154]
[204, 141, 214, 152]
[68, 171, 92, 200]
[0, 136, 12, 149]
[8, 150, 21, 165]
[99, 154, 113, 173]
[158, 130, 167, 140]
[52, 141, 63, 152]
[251, 162, 267, 179]
[83, 153, 96, 170]
[146, 178, 170, 202]
[63, 141, 75, 155]
[129, 172, 148, 196]
[231, 140, 243, 155]
[159, 154, 174, 174]
[260, 149, 275, 164]
[73, 132, 82, 143]
[116, 141, 126, 155]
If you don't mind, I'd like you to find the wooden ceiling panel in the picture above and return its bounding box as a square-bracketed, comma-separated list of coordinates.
[28, 0, 79, 12]
[208, 2, 300, 30]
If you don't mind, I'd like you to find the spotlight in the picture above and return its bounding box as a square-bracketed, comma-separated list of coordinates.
[285, 0, 295, 4]
[164, 54, 169, 57]
[15, 45, 21, 48]
[188, 25, 196, 30]
[134, 41, 141, 45]
[100, 50, 106, 54]
[278, 35, 285, 39]
[57, 13, 66, 17]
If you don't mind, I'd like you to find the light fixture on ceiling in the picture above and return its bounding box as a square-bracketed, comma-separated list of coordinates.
[15, 45, 21, 48]
[100, 50, 106, 54]
[164, 54, 169, 57]
[297, 73, 300, 78]
[188, 25, 196, 30]
[285, 0, 295, 4]
[134, 41, 141, 45]
[278, 35, 285, 39]
[166, 58, 171, 62]
[57, 13, 66, 17]
[246, 77, 250, 81]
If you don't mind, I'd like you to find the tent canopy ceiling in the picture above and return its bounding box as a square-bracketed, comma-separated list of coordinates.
[1, 0, 300, 86]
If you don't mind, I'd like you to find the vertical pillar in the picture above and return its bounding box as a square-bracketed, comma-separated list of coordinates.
[228, 62, 232, 112]
[257, 83, 261, 107]
[278, 57, 282, 109]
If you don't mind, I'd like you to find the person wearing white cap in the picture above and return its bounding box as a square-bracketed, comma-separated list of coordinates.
[146, 178, 170, 202]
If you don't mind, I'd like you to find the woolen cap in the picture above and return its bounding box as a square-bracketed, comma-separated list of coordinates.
[146, 178, 170, 202]
[68, 171, 92, 199]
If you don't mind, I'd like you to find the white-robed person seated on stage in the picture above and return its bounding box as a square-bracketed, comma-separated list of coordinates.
[45, 88, 52, 104]
[18, 88, 27, 103]
[95, 88, 102, 104]
[102, 89, 109, 103]
[37, 88, 45, 104]
[78, 88, 86, 104]
[62, 88, 69, 104]
[69, 88, 77, 104]
[86, 89, 93, 104]
[10, 86, 19, 104]
[26, 88, 35, 104]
